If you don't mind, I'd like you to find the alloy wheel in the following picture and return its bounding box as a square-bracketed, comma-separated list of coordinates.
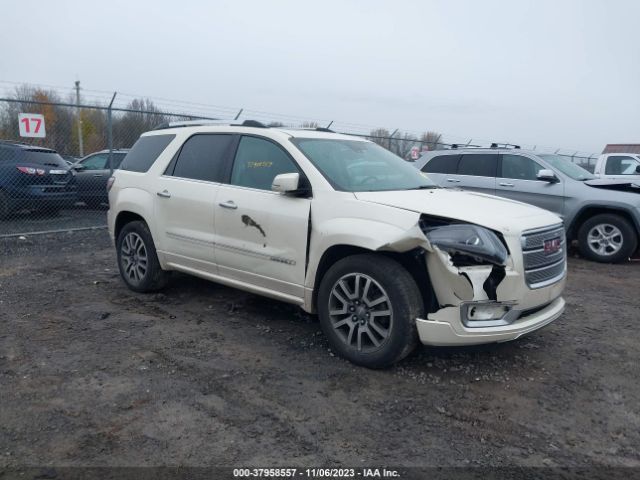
[328, 273, 393, 352]
[120, 232, 148, 283]
[587, 223, 623, 257]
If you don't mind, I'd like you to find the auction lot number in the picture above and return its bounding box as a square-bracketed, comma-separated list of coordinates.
[18, 113, 46, 138]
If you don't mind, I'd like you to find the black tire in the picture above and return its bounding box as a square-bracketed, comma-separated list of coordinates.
[317, 254, 423, 369]
[116, 220, 168, 292]
[577, 213, 638, 263]
[0, 190, 10, 220]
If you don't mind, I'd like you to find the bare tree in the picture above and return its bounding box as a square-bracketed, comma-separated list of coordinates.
[420, 131, 443, 151]
[391, 132, 419, 159]
[368, 128, 391, 149]
[113, 99, 167, 148]
[301, 121, 319, 129]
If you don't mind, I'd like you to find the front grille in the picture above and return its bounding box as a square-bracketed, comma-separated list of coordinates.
[521, 224, 567, 288]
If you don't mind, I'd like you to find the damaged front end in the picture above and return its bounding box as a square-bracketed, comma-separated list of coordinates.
[415, 215, 565, 345]
[419, 215, 509, 303]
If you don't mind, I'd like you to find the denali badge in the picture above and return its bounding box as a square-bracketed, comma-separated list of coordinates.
[544, 237, 561, 254]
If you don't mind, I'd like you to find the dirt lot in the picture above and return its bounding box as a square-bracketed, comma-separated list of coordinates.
[0, 229, 639, 471]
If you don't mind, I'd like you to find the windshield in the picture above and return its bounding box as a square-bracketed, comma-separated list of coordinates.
[538, 154, 596, 181]
[290, 138, 437, 192]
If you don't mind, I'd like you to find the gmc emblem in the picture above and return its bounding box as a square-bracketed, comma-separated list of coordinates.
[544, 237, 562, 254]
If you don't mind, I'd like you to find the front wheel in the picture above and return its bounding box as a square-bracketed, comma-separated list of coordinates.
[317, 254, 423, 368]
[577, 213, 638, 263]
[116, 220, 168, 292]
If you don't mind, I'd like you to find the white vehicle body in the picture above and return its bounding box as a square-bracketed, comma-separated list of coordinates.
[107, 124, 566, 367]
[593, 153, 640, 180]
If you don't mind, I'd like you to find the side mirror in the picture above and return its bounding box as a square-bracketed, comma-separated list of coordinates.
[72, 164, 85, 171]
[635, 165, 640, 174]
[272, 172, 300, 193]
[537, 169, 558, 183]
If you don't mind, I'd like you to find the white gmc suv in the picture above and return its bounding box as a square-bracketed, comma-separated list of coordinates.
[107, 121, 567, 368]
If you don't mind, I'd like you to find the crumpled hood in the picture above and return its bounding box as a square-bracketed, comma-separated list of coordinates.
[354, 189, 562, 235]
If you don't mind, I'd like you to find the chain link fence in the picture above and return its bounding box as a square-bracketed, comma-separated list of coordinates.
[0, 96, 599, 238]
[0, 97, 217, 237]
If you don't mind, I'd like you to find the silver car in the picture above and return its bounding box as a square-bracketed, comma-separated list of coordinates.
[415, 147, 640, 263]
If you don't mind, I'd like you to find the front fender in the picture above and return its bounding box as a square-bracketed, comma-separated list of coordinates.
[305, 215, 426, 291]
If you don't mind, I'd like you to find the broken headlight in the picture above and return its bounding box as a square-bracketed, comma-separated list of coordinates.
[423, 224, 508, 266]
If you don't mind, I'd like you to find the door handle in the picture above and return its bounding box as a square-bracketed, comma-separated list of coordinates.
[499, 182, 514, 187]
[219, 200, 237, 210]
[156, 190, 171, 198]
[446, 178, 461, 183]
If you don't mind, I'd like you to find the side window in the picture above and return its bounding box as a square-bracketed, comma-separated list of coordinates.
[171, 134, 233, 182]
[605, 156, 639, 175]
[81, 154, 108, 170]
[500, 154, 544, 180]
[422, 154, 460, 174]
[120, 134, 176, 173]
[111, 153, 126, 169]
[230, 136, 298, 191]
[457, 154, 498, 177]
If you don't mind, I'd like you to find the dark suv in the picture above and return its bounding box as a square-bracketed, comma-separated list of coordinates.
[0, 140, 77, 219]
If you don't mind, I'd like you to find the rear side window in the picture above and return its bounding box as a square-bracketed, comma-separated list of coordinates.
[422, 154, 460, 174]
[111, 153, 127, 169]
[119, 134, 175, 173]
[170, 134, 234, 182]
[458, 154, 498, 177]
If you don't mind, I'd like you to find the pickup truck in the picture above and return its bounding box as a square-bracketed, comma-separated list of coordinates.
[592, 153, 640, 180]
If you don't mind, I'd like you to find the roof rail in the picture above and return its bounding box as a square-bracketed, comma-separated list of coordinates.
[450, 143, 482, 149]
[153, 119, 268, 130]
[490, 142, 521, 149]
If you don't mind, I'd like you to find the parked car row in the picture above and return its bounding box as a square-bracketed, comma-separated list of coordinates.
[0, 139, 128, 219]
[415, 146, 640, 263]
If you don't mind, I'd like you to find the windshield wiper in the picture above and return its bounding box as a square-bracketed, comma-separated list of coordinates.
[408, 185, 440, 190]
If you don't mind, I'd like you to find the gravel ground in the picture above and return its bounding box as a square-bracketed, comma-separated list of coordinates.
[0, 229, 639, 471]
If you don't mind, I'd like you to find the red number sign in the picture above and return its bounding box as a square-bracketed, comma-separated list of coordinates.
[18, 113, 46, 138]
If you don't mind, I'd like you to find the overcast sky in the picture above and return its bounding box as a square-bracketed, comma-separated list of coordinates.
[2, 0, 639, 153]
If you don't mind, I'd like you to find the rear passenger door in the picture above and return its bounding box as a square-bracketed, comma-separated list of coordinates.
[154, 134, 235, 273]
[455, 153, 498, 195]
[420, 154, 460, 186]
[495, 154, 564, 216]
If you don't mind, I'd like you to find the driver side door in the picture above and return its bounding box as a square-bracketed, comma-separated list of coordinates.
[495, 154, 564, 217]
[214, 135, 311, 301]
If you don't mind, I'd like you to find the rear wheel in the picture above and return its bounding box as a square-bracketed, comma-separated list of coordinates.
[577, 213, 637, 263]
[116, 221, 168, 292]
[317, 254, 423, 368]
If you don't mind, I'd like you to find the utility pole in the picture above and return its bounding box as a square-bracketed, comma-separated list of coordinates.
[75, 80, 84, 157]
